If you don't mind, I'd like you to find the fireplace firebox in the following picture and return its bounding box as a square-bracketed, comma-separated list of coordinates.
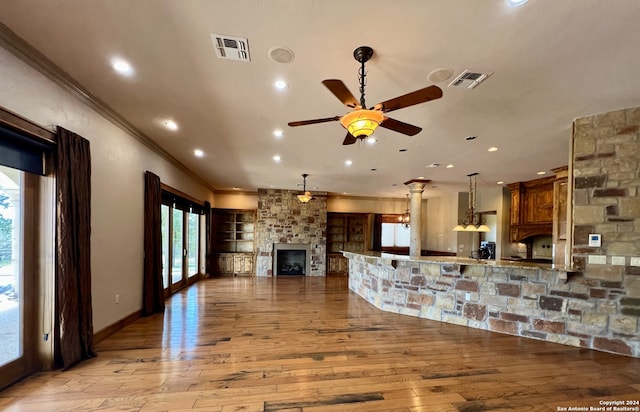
[273, 243, 311, 276]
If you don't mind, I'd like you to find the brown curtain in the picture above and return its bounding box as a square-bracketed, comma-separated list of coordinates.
[142, 171, 165, 316]
[204, 201, 211, 275]
[372, 214, 383, 250]
[54, 127, 95, 370]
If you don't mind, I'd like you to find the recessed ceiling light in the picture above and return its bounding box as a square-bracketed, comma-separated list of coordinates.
[163, 119, 179, 131]
[537, 171, 546, 175]
[273, 129, 284, 138]
[274, 79, 288, 90]
[446, 164, 454, 168]
[232, 187, 241, 191]
[417, 176, 425, 179]
[273, 155, 281, 163]
[366, 137, 377, 144]
[426, 163, 440, 168]
[111, 57, 134, 76]
[345, 159, 353, 166]
[465, 136, 477, 141]
[507, 0, 529, 7]
[488, 147, 498, 152]
[194, 149, 204, 158]
[497, 181, 504, 185]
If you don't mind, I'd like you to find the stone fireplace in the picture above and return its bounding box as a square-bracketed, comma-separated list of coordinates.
[273, 243, 311, 275]
[255, 188, 327, 276]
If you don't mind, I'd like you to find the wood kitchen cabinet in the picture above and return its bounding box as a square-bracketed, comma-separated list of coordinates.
[212, 209, 255, 275]
[326, 213, 367, 275]
[507, 176, 556, 243]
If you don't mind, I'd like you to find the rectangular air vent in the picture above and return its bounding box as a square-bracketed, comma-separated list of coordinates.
[448, 69, 492, 89]
[210, 34, 251, 62]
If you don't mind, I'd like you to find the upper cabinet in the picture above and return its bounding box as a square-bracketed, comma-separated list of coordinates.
[506, 175, 557, 243]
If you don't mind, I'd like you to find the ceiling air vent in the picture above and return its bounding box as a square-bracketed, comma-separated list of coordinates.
[448, 69, 492, 89]
[210, 34, 251, 62]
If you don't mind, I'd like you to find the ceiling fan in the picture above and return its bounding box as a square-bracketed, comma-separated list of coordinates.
[288, 46, 443, 145]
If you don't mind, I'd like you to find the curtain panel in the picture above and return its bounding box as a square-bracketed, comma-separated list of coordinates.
[142, 171, 165, 316]
[54, 127, 95, 370]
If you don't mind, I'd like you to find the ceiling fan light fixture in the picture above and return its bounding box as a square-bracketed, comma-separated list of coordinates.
[340, 109, 384, 138]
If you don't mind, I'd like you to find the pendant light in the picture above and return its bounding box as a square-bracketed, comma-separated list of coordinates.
[398, 193, 411, 228]
[297, 173, 313, 203]
[453, 173, 490, 232]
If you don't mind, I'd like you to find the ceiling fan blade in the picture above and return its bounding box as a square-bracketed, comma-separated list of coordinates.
[322, 79, 359, 108]
[288, 116, 341, 127]
[380, 117, 422, 136]
[376, 85, 443, 113]
[342, 132, 357, 145]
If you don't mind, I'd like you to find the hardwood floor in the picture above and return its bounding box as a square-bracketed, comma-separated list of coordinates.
[1, 276, 639, 411]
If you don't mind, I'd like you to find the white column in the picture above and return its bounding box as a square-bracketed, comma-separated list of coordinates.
[404, 179, 430, 257]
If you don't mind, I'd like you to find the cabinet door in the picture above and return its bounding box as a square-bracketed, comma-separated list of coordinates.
[213, 254, 234, 275]
[327, 254, 348, 275]
[525, 186, 554, 224]
[234, 254, 254, 274]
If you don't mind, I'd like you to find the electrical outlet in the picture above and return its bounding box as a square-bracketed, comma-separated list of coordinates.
[115, 294, 120, 304]
[465, 292, 471, 301]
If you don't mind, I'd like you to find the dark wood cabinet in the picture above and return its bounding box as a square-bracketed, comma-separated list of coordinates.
[326, 213, 367, 275]
[507, 176, 555, 242]
[212, 209, 255, 275]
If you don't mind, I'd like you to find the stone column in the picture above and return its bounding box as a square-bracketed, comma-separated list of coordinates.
[404, 179, 430, 257]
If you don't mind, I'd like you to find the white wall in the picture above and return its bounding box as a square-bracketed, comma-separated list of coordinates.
[425, 193, 458, 253]
[0, 46, 215, 332]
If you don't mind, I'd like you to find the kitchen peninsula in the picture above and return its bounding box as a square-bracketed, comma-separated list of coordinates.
[344, 250, 637, 357]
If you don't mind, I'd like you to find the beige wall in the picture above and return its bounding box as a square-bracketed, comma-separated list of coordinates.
[0, 46, 215, 332]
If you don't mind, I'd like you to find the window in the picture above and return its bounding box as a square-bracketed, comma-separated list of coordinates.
[381, 222, 410, 248]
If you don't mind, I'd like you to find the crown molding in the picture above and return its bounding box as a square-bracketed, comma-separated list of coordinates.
[0, 22, 217, 194]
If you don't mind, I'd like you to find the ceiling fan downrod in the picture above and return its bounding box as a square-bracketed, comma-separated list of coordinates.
[353, 46, 373, 108]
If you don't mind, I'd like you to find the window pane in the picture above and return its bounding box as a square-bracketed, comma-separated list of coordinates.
[187, 212, 199, 276]
[171, 209, 183, 285]
[0, 165, 22, 366]
[380, 223, 395, 247]
[161, 204, 170, 289]
[395, 225, 410, 247]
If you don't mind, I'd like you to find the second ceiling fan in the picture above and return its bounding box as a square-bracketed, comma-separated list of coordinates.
[288, 46, 443, 145]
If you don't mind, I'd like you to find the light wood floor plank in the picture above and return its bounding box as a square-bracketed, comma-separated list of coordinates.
[0, 276, 638, 411]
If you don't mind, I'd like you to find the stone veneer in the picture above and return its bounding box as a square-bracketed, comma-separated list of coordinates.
[570, 106, 640, 355]
[255, 189, 327, 276]
[346, 252, 639, 357]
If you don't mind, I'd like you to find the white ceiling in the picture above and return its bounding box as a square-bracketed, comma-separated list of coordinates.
[2, 0, 640, 198]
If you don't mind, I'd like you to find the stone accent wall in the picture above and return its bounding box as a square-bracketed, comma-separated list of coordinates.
[255, 189, 327, 276]
[346, 253, 639, 357]
[570, 106, 640, 354]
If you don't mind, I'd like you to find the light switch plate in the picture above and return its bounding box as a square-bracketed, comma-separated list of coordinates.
[588, 255, 606, 265]
[611, 256, 626, 266]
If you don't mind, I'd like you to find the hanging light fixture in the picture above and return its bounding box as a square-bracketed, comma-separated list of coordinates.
[453, 173, 491, 232]
[297, 173, 313, 203]
[398, 193, 411, 228]
[340, 109, 384, 138]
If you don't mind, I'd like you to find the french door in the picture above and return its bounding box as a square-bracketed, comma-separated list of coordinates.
[0, 165, 36, 389]
[161, 202, 202, 295]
